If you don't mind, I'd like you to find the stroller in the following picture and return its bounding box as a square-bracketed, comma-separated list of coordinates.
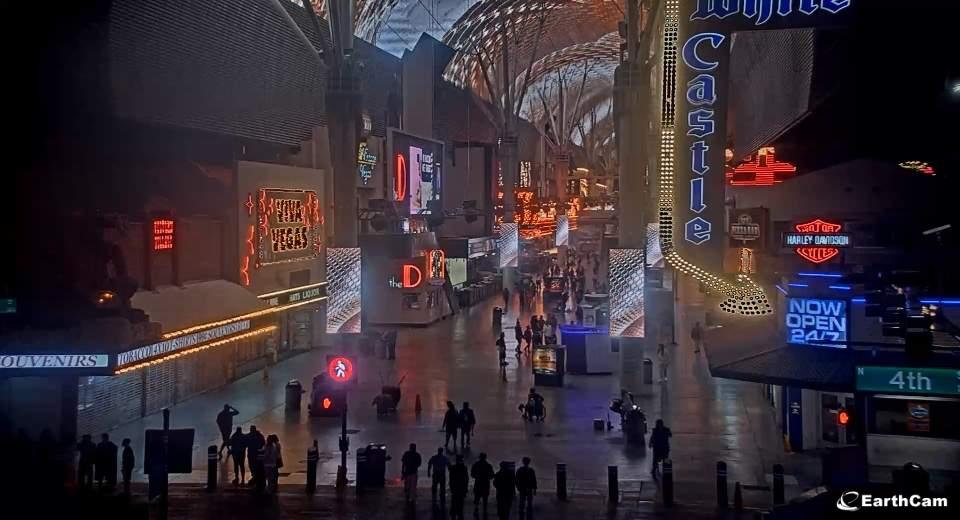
[373, 375, 405, 417]
[519, 391, 546, 422]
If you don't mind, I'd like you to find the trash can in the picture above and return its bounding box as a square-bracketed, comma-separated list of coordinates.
[624, 408, 647, 446]
[356, 444, 389, 487]
[493, 307, 503, 328]
[642, 358, 654, 385]
[285, 380, 302, 410]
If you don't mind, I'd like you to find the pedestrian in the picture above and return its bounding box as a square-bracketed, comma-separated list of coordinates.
[497, 333, 508, 377]
[121, 438, 134, 495]
[443, 401, 461, 452]
[515, 457, 537, 518]
[471, 452, 495, 516]
[216, 404, 240, 459]
[76, 434, 96, 490]
[428, 447, 449, 507]
[449, 454, 469, 520]
[263, 434, 282, 493]
[401, 443, 422, 503]
[523, 326, 532, 351]
[494, 461, 516, 520]
[95, 433, 118, 490]
[514, 320, 523, 347]
[459, 402, 476, 448]
[657, 343, 668, 382]
[502, 287, 510, 310]
[246, 425, 265, 489]
[649, 419, 673, 479]
[229, 426, 246, 485]
[575, 305, 583, 325]
[691, 321, 704, 353]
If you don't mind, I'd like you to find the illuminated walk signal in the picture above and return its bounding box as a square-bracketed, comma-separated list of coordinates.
[837, 408, 850, 426]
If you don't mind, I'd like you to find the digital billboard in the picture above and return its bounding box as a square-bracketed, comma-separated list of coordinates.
[555, 215, 569, 246]
[446, 258, 467, 287]
[388, 129, 443, 215]
[326, 248, 362, 334]
[785, 297, 847, 347]
[498, 223, 519, 268]
[609, 249, 645, 338]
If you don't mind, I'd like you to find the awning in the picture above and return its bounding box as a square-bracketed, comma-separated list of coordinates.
[132, 280, 270, 334]
[708, 345, 855, 392]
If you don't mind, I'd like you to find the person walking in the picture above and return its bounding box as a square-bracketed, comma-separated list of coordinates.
[95, 433, 118, 490]
[229, 427, 247, 485]
[443, 401, 461, 452]
[649, 419, 673, 479]
[691, 321, 704, 353]
[494, 461, 516, 520]
[471, 452, 495, 517]
[657, 343, 668, 382]
[216, 404, 240, 459]
[449, 454, 469, 520]
[76, 434, 96, 490]
[523, 326, 532, 352]
[263, 434, 282, 493]
[428, 447, 449, 508]
[459, 402, 476, 448]
[497, 333, 508, 379]
[246, 425, 266, 489]
[401, 443, 422, 504]
[121, 438, 134, 495]
[515, 457, 537, 519]
[514, 320, 523, 348]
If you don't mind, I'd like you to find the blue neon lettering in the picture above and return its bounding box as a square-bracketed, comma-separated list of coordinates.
[690, 178, 706, 214]
[682, 33, 725, 72]
[685, 217, 712, 245]
[820, 0, 851, 14]
[687, 109, 715, 138]
[776, 0, 793, 16]
[691, 0, 739, 20]
[798, 0, 819, 14]
[785, 297, 848, 346]
[686, 74, 716, 106]
[691, 141, 710, 175]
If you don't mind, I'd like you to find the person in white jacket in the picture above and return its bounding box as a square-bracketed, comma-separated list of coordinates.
[263, 434, 283, 493]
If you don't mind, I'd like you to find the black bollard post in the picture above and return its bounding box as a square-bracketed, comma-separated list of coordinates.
[207, 445, 218, 491]
[662, 459, 674, 506]
[608, 465, 619, 505]
[734, 481, 743, 509]
[255, 447, 266, 494]
[773, 464, 784, 505]
[716, 461, 728, 508]
[556, 463, 567, 501]
[306, 441, 319, 494]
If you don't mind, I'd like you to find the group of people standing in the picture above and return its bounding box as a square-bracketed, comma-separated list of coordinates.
[216, 404, 283, 492]
[402, 443, 539, 520]
[512, 315, 555, 353]
[76, 433, 135, 494]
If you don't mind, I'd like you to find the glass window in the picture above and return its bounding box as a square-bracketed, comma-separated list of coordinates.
[868, 397, 960, 440]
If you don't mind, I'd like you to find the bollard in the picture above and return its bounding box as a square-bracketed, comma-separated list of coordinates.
[255, 447, 266, 493]
[772, 464, 784, 505]
[306, 441, 319, 494]
[207, 445, 218, 491]
[662, 459, 674, 506]
[556, 463, 567, 501]
[734, 481, 743, 510]
[608, 466, 619, 505]
[716, 461, 728, 509]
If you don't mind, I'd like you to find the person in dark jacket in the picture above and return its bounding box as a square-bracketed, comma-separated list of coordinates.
[121, 438, 135, 495]
[459, 402, 476, 448]
[471, 452, 495, 516]
[514, 320, 523, 346]
[401, 443, 422, 503]
[649, 419, 673, 478]
[95, 433, 118, 490]
[245, 425, 266, 488]
[76, 434, 96, 490]
[442, 401, 460, 452]
[216, 404, 239, 459]
[428, 448, 449, 507]
[449, 454, 469, 520]
[515, 457, 537, 518]
[494, 462, 516, 520]
[229, 426, 247, 485]
[523, 326, 532, 351]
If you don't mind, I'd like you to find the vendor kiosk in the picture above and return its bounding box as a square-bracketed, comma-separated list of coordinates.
[533, 344, 566, 386]
[559, 325, 614, 374]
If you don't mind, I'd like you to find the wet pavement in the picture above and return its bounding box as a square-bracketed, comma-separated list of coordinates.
[105, 285, 819, 509]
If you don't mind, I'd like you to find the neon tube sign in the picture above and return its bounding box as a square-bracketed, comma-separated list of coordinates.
[784, 219, 850, 264]
[394, 153, 407, 201]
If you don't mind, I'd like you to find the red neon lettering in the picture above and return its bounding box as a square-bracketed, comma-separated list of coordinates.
[395, 153, 407, 201]
[402, 264, 422, 288]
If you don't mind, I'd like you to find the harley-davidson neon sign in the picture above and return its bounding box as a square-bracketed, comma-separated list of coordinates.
[784, 219, 850, 264]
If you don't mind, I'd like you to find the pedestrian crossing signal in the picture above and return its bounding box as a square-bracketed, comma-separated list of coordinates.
[322, 397, 333, 410]
[837, 408, 850, 426]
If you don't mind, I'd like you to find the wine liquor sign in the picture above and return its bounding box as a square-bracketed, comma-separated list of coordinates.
[657, 0, 853, 315]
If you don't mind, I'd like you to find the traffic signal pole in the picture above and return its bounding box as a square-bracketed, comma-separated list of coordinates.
[336, 397, 349, 493]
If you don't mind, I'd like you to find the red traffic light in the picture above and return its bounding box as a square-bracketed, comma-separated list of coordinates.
[838, 408, 850, 426]
[321, 397, 333, 410]
[327, 356, 354, 383]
